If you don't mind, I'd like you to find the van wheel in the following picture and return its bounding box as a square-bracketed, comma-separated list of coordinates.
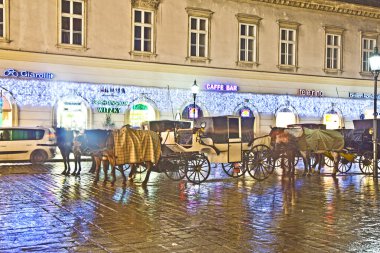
[30, 150, 48, 164]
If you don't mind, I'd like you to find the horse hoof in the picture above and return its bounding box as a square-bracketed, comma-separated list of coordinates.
[71, 172, 76, 176]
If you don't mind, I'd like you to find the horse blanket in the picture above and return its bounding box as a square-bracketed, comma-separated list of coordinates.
[113, 127, 161, 165]
[296, 128, 344, 152]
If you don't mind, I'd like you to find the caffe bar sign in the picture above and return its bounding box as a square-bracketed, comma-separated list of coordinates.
[4, 68, 54, 79]
[205, 83, 239, 92]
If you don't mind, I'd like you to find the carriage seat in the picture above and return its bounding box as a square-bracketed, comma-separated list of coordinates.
[176, 129, 193, 147]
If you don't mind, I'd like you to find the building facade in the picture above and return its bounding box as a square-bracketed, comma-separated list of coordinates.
[0, 0, 380, 135]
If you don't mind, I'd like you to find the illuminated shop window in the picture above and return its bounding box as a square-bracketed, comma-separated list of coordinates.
[182, 104, 203, 120]
[323, 112, 341, 129]
[238, 107, 253, 118]
[364, 108, 375, 119]
[0, 95, 12, 127]
[56, 99, 88, 130]
[129, 102, 156, 128]
[276, 108, 296, 128]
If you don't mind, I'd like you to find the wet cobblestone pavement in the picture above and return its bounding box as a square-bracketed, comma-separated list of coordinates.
[1, 162, 380, 252]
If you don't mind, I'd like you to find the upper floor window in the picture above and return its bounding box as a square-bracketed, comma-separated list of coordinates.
[326, 34, 341, 69]
[0, 0, 9, 42]
[133, 9, 154, 53]
[186, 7, 213, 62]
[280, 28, 296, 66]
[236, 14, 262, 68]
[361, 32, 378, 74]
[189, 17, 208, 57]
[323, 26, 345, 73]
[59, 0, 85, 47]
[277, 20, 300, 71]
[239, 23, 256, 62]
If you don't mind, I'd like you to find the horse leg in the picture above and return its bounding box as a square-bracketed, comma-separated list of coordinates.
[94, 156, 102, 183]
[300, 151, 309, 176]
[77, 155, 82, 176]
[72, 154, 78, 176]
[102, 158, 109, 183]
[128, 164, 137, 181]
[331, 152, 340, 177]
[142, 162, 152, 186]
[89, 156, 96, 173]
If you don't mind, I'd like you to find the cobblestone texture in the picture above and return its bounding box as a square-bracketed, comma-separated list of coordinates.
[0, 162, 380, 252]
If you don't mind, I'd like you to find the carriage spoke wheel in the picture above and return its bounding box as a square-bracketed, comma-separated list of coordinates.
[136, 164, 147, 173]
[164, 158, 186, 181]
[324, 156, 334, 167]
[337, 156, 352, 173]
[359, 151, 379, 175]
[222, 162, 245, 178]
[274, 154, 290, 169]
[186, 154, 211, 184]
[245, 145, 273, 181]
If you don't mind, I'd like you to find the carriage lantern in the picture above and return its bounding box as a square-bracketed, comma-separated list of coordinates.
[369, 47, 380, 178]
[191, 80, 200, 122]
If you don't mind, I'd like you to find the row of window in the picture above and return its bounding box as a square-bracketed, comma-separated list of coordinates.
[0, 0, 377, 74]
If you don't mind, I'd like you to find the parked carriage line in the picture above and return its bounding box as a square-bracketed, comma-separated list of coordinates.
[50, 117, 380, 184]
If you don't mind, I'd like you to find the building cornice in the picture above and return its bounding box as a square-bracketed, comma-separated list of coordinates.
[248, 0, 380, 19]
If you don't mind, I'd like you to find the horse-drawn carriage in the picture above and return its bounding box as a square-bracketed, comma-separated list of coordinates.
[331, 119, 380, 174]
[143, 116, 269, 184]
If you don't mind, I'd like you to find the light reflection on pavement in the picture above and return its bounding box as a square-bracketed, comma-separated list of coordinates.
[0, 161, 380, 252]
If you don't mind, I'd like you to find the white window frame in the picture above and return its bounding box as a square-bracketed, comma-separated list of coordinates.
[58, 0, 86, 48]
[0, 0, 9, 42]
[325, 34, 341, 70]
[361, 37, 377, 73]
[132, 8, 154, 53]
[189, 16, 209, 58]
[239, 23, 256, 62]
[279, 28, 296, 66]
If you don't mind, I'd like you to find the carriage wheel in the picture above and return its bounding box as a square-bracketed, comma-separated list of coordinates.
[244, 145, 273, 181]
[222, 162, 246, 178]
[164, 158, 186, 181]
[337, 156, 352, 173]
[185, 154, 211, 184]
[359, 151, 376, 175]
[294, 156, 300, 166]
[274, 153, 290, 169]
[324, 156, 334, 167]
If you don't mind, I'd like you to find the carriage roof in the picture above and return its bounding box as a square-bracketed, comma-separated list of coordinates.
[143, 120, 192, 132]
[353, 119, 380, 135]
[194, 115, 255, 143]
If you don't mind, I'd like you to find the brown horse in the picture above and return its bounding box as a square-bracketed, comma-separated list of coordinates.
[272, 127, 342, 176]
[94, 126, 161, 186]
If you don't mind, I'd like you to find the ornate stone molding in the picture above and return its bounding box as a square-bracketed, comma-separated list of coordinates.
[246, 0, 380, 19]
[131, 0, 160, 10]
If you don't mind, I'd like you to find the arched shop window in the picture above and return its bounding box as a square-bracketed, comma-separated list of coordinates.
[323, 109, 343, 129]
[0, 94, 12, 127]
[275, 107, 297, 128]
[363, 107, 376, 119]
[56, 98, 89, 130]
[128, 101, 156, 128]
[182, 104, 203, 120]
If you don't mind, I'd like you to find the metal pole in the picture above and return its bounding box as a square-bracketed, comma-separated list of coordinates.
[374, 72, 379, 178]
[193, 93, 196, 122]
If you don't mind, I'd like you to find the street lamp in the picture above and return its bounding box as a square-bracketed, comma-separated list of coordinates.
[191, 79, 199, 121]
[369, 47, 380, 178]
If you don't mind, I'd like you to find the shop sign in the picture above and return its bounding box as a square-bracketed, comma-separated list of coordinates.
[205, 83, 239, 92]
[298, 89, 323, 97]
[4, 68, 54, 79]
[92, 100, 128, 106]
[99, 86, 126, 94]
[96, 107, 121, 113]
[132, 104, 148, 110]
[349, 92, 380, 99]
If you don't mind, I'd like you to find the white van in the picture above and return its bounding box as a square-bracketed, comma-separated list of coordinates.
[0, 127, 57, 164]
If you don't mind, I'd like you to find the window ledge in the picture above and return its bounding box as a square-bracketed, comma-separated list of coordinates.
[0, 38, 11, 43]
[236, 61, 259, 68]
[186, 56, 211, 64]
[277, 64, 298, 72]
[359, 71, 374, 78]
[323, 68, 343, 74]
[57, 44, 88, 51]
[129, 51, 157, 59]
